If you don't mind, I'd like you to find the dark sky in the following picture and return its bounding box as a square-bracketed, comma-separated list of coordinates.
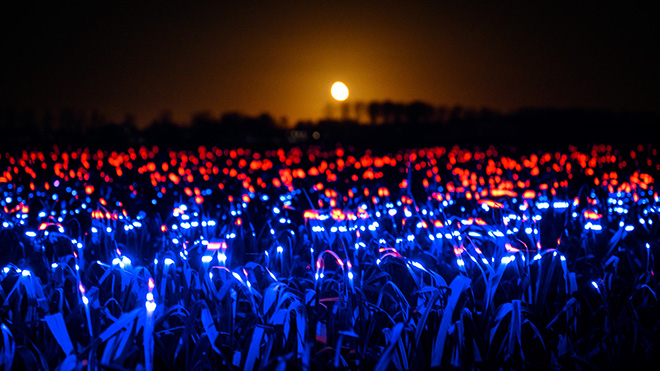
[2, 1, 658, 126]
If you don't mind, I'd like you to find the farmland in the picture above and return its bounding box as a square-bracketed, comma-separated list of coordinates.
[1, 143, 658, 369]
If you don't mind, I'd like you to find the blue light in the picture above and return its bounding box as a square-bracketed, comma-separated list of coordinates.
[552, 201, 570, 209]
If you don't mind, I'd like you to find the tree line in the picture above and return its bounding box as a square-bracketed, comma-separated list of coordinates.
[1, 103, 658, 151]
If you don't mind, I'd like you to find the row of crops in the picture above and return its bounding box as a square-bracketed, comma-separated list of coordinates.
[1, 144, 658, 369]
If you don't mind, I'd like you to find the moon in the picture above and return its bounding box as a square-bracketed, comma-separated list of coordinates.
[331, 81, 349, 101]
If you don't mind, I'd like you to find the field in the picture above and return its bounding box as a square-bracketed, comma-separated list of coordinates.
[1, 144, 658, 370]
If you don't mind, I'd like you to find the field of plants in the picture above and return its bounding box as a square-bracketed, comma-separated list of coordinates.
[0, 143, 658, 370]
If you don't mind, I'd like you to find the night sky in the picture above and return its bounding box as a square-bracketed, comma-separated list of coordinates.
[3, 1, 658, 127]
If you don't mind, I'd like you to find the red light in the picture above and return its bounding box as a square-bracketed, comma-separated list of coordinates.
[478, 199, 503, 208]
[583, 210, 602, 220]
[490, 189, 518, 197]
[505, 243, 520, 253]
[208, 241, 227, 251]
[303, 210, 320, 219]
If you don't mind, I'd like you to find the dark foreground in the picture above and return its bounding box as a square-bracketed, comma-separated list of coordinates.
[0, 143, 658, 369]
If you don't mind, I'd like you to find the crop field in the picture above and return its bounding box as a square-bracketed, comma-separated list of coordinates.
[0, 144, 658, 370]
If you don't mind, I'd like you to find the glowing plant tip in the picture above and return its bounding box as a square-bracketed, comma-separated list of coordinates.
[79, 283, 86, 294]
[583, 210, 602, 220]
[348, 272, 354, 280]
[164, 258, 175, 266]
[218, 253, 227, 263]
[277, 246, 284, 253]
[505, 243, 520, 253]
[201, 255, 213, 263]
[21, 270, 30, 277]
[146, 292, 154, 301]
[411, 261, 424, 270]
[82, 296, 89, 305]
[208, 241, 227, 250]
[148, 278, 155, 290]
[146, 300, 157, 312]
[591, 281, 599, 289]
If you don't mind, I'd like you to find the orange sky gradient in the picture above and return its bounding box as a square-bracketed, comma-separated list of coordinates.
[3, 2, 657, 127]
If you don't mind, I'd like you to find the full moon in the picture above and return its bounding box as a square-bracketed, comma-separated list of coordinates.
[331, 81, 349, 101]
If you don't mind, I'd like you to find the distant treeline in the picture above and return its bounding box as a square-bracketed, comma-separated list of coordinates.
[1, 104, 658, 151]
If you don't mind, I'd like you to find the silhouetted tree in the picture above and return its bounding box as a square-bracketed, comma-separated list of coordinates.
[324, 103, 335, 120]
[354, 101, 367, 123]
[435, 106, 449, 124]
[406, 101, 434, 124]
[449, 105, 464, 123]
[340, 102, 351, 121]
[382, 101, 396, 124]
[393, 103, 406, 123]
[368, 102, 381, 125]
